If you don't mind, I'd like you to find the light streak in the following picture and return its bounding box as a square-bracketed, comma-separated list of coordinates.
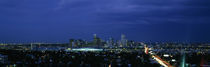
[71, 48, 103, 51]
[152, 55, 173, 67]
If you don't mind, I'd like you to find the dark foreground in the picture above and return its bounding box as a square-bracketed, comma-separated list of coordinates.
[0, 49, 160, 67]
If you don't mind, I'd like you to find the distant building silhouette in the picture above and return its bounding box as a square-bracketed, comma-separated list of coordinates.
[121, 34, 127, 47]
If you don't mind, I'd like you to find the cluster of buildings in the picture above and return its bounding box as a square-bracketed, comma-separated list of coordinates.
[69, 34, 143, 48]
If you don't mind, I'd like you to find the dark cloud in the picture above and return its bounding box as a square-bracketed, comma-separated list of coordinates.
[0, 0, 210, 43]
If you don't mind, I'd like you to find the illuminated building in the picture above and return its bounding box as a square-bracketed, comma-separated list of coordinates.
[69, 39, 75, 48]
[93, 34, 101, 48]
[108, 37, 114, 48]
[121, 34, 127, 47]
[30, 43, 33, 50]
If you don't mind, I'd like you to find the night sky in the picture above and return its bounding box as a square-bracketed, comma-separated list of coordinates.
[0, 0, 210, 43]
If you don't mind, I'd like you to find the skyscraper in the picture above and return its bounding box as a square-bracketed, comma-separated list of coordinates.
[108, 37, 114, 48]
[93, 34, 101, 48]
[93, 34, 97, 39]
[121, 34, 125, 40]
[69, 39, 75, 48]
[121, 34, 127, 47]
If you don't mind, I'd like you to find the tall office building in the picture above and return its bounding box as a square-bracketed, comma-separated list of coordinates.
[121, 34, 127, 47]
[93, 34, 97, 45]
[108, 37, 114, 48]
[30, 43, 33, 50]
[93, 34, 97, 39]
[121, 34, 125, 40]
[93, 34, 101, 48]
[69, 39, 75, 48]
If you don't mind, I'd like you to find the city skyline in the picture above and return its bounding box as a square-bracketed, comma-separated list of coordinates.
[0, 34, 209, 43]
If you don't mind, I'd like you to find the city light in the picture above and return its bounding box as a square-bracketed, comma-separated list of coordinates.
[163, 54, 169, 57]
[171, 59, 176, 62]
[152, 55, 169, 67]
[71, 48, 103, 51]
[0, 35, 209, 67]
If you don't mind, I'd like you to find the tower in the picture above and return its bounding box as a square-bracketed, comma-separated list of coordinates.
[121, 34, 127, 47]
[110, 37, 114, 46]
[93, 34, 101, 48]
[108, 37, 114, 48]
[69, 39, 75, 48]
[121, 34, 125, 40]
[93, 34, 97, 39]
[30, 43, 33, 50]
